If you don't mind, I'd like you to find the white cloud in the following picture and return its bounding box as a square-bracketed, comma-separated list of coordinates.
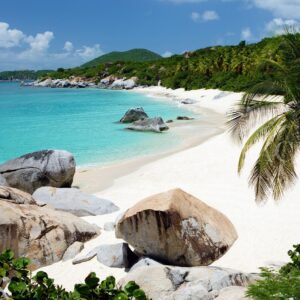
[0, 22, 104, 70]
[76, 44, 103, 60]
[162, 51, 173, 57]
[265, 18, 299, 35]
[25, 31, 54, 52]
[241, 27, 253, 40]
[63, 41, 73, 52]
[191, 10, 219, 22]
[0, 22, 24, 48]
[251, 0, 300, 19]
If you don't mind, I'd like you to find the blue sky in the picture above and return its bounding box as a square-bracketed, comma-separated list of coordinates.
[0, 0, 299, 70]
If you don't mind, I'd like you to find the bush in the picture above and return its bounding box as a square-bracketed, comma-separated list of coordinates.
[247, 244, 300, 300]
[0, 250, 147, 300]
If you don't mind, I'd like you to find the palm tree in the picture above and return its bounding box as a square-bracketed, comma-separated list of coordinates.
[227, 31, 300, 203]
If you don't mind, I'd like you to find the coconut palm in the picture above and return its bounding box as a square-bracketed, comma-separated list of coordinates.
[227, 31, 300, 203]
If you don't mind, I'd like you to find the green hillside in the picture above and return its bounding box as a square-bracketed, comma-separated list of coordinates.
[47, 34, 300, 92]
[0, 70, 52, 81]
[81, 48, 162, 67]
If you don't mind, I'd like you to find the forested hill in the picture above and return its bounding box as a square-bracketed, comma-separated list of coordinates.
[0, 70, 52, 81]
[81, 49, 162, 67]
[48, 34, 299, 92]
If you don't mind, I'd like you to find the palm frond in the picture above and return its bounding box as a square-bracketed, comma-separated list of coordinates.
[249, 112, 300, 202]
[238, 114, 285, 173]
[227, 92, 286, 143]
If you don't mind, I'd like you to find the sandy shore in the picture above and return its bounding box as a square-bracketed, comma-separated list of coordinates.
[41, 86, 300, 289]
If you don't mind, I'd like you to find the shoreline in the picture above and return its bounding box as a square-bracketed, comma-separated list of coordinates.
[41, 86, 300, 289]
[74, 103, 226, 193]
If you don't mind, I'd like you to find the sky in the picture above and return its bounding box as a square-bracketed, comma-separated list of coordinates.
[0, 0, 300, 71]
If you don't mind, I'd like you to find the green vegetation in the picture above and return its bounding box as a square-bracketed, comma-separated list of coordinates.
[81, 49, 162, 67]
[228, 32, 300, 202]
[247, 244, 300, 299]
[0, 70, 52, 81]
[46, 34, 300, 92]
[0, 250, 147, 300]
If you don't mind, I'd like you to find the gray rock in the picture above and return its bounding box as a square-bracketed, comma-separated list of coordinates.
[119, 265, 255, 300]
[130, 257, 162, 272]
[177, 116, 194, 120]
[0, 175, 8, 187]
[96, 243, 139, 268]
[0, 191, 100, 269]
[120, 107, 148, 123]
[0, 150, 76, 194]
[72, 243, 139, 268]
[111, 79, 136, 90]
[166, 120, 173, 123]
[181, 99, 196, 105]
[62, 242, 84, 261]
[72, 251, 97, 265]
[33, 187, 119, 217]
[103, 221, 115, 231]
[127, 117, 169, 133]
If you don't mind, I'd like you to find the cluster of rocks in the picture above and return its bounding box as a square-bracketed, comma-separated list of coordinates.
[0, 186, 99, 269]
[98, 76, 137, 90]
[0, 149, 255, 299]
[22, 76, 138, 90]
[22, 78, 96, 88]
[0, 149, 120, 268]
[119, 107, 169, 133]
[71, 188, 253, 299]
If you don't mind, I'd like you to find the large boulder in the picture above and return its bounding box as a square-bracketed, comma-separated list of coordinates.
[116, 188, 237, 267]
[119, 265, 255, 300]
[127, 117, 169, 133]
[0, 186, 36, 205]
[33, 187, 119, 217]
[120, 107, 148, 123]
[0, 150, 76, 194]
[0, 191, 100, 269]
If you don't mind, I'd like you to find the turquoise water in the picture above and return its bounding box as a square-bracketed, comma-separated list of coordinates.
[0, 82, 195, 166]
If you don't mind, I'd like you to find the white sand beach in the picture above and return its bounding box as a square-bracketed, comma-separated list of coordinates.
[41, 86, 300, 289]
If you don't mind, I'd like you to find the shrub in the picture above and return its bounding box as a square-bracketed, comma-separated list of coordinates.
[247, 244, 300, 300]
[0, 250, 147, 300]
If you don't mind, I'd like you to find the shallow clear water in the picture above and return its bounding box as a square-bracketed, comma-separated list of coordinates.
[0, 82, 196, 166]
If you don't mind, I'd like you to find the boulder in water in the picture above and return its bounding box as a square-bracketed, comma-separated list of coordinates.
[120, 107, 148, 123]
[127, 117, 169, 133]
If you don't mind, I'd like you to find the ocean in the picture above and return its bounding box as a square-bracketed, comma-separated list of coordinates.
[0, 82, 196, 166]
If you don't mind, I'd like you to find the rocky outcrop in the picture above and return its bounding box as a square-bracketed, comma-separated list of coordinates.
[0, 186, 36, 205]
[180, 99, 195, 105]
[111, 79, 137, 90]
[33, 187, 119, 217]
[119, 265, 255, 300]
[0, 150, 76, 194]
[120, 107, 148, 123]
[116, 188, 238, 267]
[0, 191, 99, 269]
[127, 117, 169, 133]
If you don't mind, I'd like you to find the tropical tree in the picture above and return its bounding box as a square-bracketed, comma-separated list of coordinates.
[227, 31, 300, 202]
